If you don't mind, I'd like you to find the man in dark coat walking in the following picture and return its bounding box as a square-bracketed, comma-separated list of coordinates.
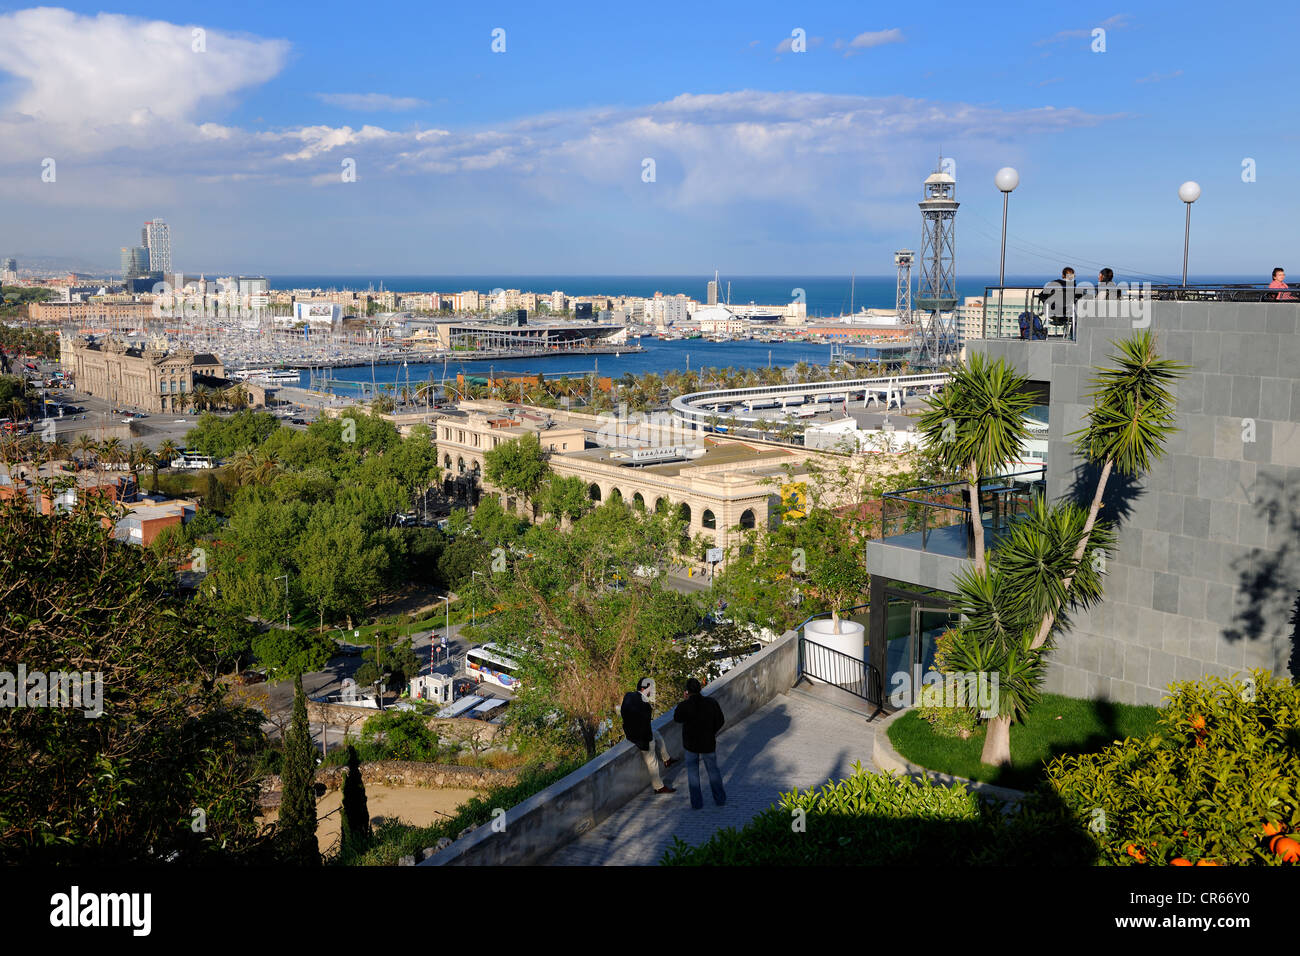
[673, 678, 726, 809]
[621, 678, 675, 794]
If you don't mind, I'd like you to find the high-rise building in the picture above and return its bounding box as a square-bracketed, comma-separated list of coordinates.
[707, 273, 719, 306]
[144, 219, 172, 274]
[2, 257, 16, 272]
[120, 246, 150, 279]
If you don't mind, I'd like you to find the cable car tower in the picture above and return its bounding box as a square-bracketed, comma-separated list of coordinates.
[915, 160, 959, 366]
[894, 249, 913, 324]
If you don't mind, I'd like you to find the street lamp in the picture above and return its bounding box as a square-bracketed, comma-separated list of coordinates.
[471, 570, 483, 629]
[274, 573, 290, 629]
[1178, 181, 1201, 288]
[994, 167, 1019, 337]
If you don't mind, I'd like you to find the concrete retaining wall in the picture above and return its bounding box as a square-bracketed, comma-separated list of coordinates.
[420, 629, 801, 866]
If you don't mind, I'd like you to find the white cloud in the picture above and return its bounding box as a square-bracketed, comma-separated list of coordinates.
[836, 28, 904, 56]
[0, 7, 288, 156]
[315, 92, 430, 111]
[1136, 69, 1183, 84]
[1037, 13, 1132, 46]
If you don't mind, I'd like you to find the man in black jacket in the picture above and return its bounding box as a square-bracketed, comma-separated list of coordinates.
[672, 678, 727, 809]
[620, 678, 675, 794]
[1037, 267, 1083, 338]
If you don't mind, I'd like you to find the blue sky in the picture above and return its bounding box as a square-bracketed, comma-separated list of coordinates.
[0, 1, 1296, 278]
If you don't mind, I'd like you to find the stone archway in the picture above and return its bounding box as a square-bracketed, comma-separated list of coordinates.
[702, 509, 716, 529]
[678, 502, 691, 525]
[740, 508, 756, 529]
[609, 488, 624, 506]
[588, 483, 602, 501]
[632, 492, 646, 510]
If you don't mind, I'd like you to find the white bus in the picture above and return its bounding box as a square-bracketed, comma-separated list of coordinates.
[464, 644, 522, 692]
[170, 452, 215, 469]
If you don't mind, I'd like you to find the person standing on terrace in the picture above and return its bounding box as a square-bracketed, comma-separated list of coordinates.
[1268, 267, 1295, 301]
[621, 678, 676, 795]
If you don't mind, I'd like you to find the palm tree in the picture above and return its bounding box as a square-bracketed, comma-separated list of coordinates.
[916, 354, 1034, 575]
[157, 439, 180, 469]
[127, 441, 149, 491]
[73, 433, 96, 469]
[1027, 331, 1187, 651]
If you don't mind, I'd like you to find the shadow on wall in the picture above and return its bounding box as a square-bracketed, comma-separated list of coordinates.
[1225, 470, 1300, 680]
[1066, 459, 1146, 530]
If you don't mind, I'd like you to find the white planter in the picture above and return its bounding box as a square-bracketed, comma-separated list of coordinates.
[803, 618, 866, 687]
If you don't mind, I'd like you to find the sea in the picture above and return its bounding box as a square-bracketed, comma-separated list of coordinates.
[264, 272, 1257, 394]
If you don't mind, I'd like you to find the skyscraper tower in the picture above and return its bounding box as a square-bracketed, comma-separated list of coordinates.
[707, 270, 719, 306]
[144, 219, 172, 274]
[915, 162, 959, 366]
[894, 250, 913, 324]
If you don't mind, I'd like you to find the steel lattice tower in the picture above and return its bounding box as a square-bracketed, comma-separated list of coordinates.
[915, 163, 959, 366]
[894, 250, 913, 324]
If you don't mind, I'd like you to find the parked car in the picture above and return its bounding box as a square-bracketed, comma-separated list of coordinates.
[236, 670, 266, 685]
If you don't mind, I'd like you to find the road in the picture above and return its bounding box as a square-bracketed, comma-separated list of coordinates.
[260, 618, 485, 753]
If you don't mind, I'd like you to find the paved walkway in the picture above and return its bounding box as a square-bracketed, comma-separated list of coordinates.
[545, 690, 878, 865]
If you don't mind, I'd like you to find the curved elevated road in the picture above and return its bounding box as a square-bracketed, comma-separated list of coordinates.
[669, 372, 951, 428]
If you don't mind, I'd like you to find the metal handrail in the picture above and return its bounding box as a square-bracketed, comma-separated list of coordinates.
[882, 466, 1046, 509]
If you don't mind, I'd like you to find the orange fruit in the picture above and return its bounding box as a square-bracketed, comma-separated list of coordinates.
[1171, 858, 1192, 866]
[1263, 821, 1287, 837]
[1195, 859, 1219, 866]
[1124, 844, 1147, 863]
[1190, 714, 1206, 730]
[1270, 837, 1300, 862]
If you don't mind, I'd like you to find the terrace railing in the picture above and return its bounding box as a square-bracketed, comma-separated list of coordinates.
[880, 466, 1047, 558]
[978, 283, 1300, 342]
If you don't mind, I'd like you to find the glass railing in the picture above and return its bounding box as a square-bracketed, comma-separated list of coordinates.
[879, 466, 1047, 558]
[976, 283, 1299, 342]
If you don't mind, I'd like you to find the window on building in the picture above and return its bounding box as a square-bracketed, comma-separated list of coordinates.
[702, 509, 716, 529]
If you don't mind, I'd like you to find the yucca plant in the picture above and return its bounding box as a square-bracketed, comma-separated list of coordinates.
[947, 497, 1115, 766]
[1028, 330, 1188, 651]
[917, 354, 1035, 574]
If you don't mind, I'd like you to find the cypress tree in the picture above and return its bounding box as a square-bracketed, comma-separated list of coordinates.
[275, 673, 319, 865]
[340, 745, 371, 849]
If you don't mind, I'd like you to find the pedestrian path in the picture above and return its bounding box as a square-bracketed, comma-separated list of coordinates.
[545, 691, 878, 865]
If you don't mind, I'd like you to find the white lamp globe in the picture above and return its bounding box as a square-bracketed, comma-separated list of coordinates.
[1178, 181, 1202, 204]
[995, 167, 1020, 193]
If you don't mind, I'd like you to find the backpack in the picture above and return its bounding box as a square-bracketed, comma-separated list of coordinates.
[1018, 311, 1046, 340]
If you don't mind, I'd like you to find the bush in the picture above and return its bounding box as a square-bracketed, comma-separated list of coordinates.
[358, 710, 442, 762]
[1046, 670, 1300, 866]
[662, 762, 1094, 865]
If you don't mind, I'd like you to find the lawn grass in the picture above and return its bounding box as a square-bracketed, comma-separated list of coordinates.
[887, 693, 1161, 791]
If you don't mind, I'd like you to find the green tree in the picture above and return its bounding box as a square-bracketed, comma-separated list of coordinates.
[916, 354, 1035, 574]
[340, 745, 371, 849]
[483, 432, 549, 513]
[475, 508, 701, 757]
[1029, 331, 1188, 651]
[536, 473, 593, 524]
[359, 710, 442, 761]
[0, 492, 269, 863]
[275, 674, 319, 865]
[251, 629, 335, 682]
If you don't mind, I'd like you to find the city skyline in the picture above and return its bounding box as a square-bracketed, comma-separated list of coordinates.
[0, 2, 1297, 276]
